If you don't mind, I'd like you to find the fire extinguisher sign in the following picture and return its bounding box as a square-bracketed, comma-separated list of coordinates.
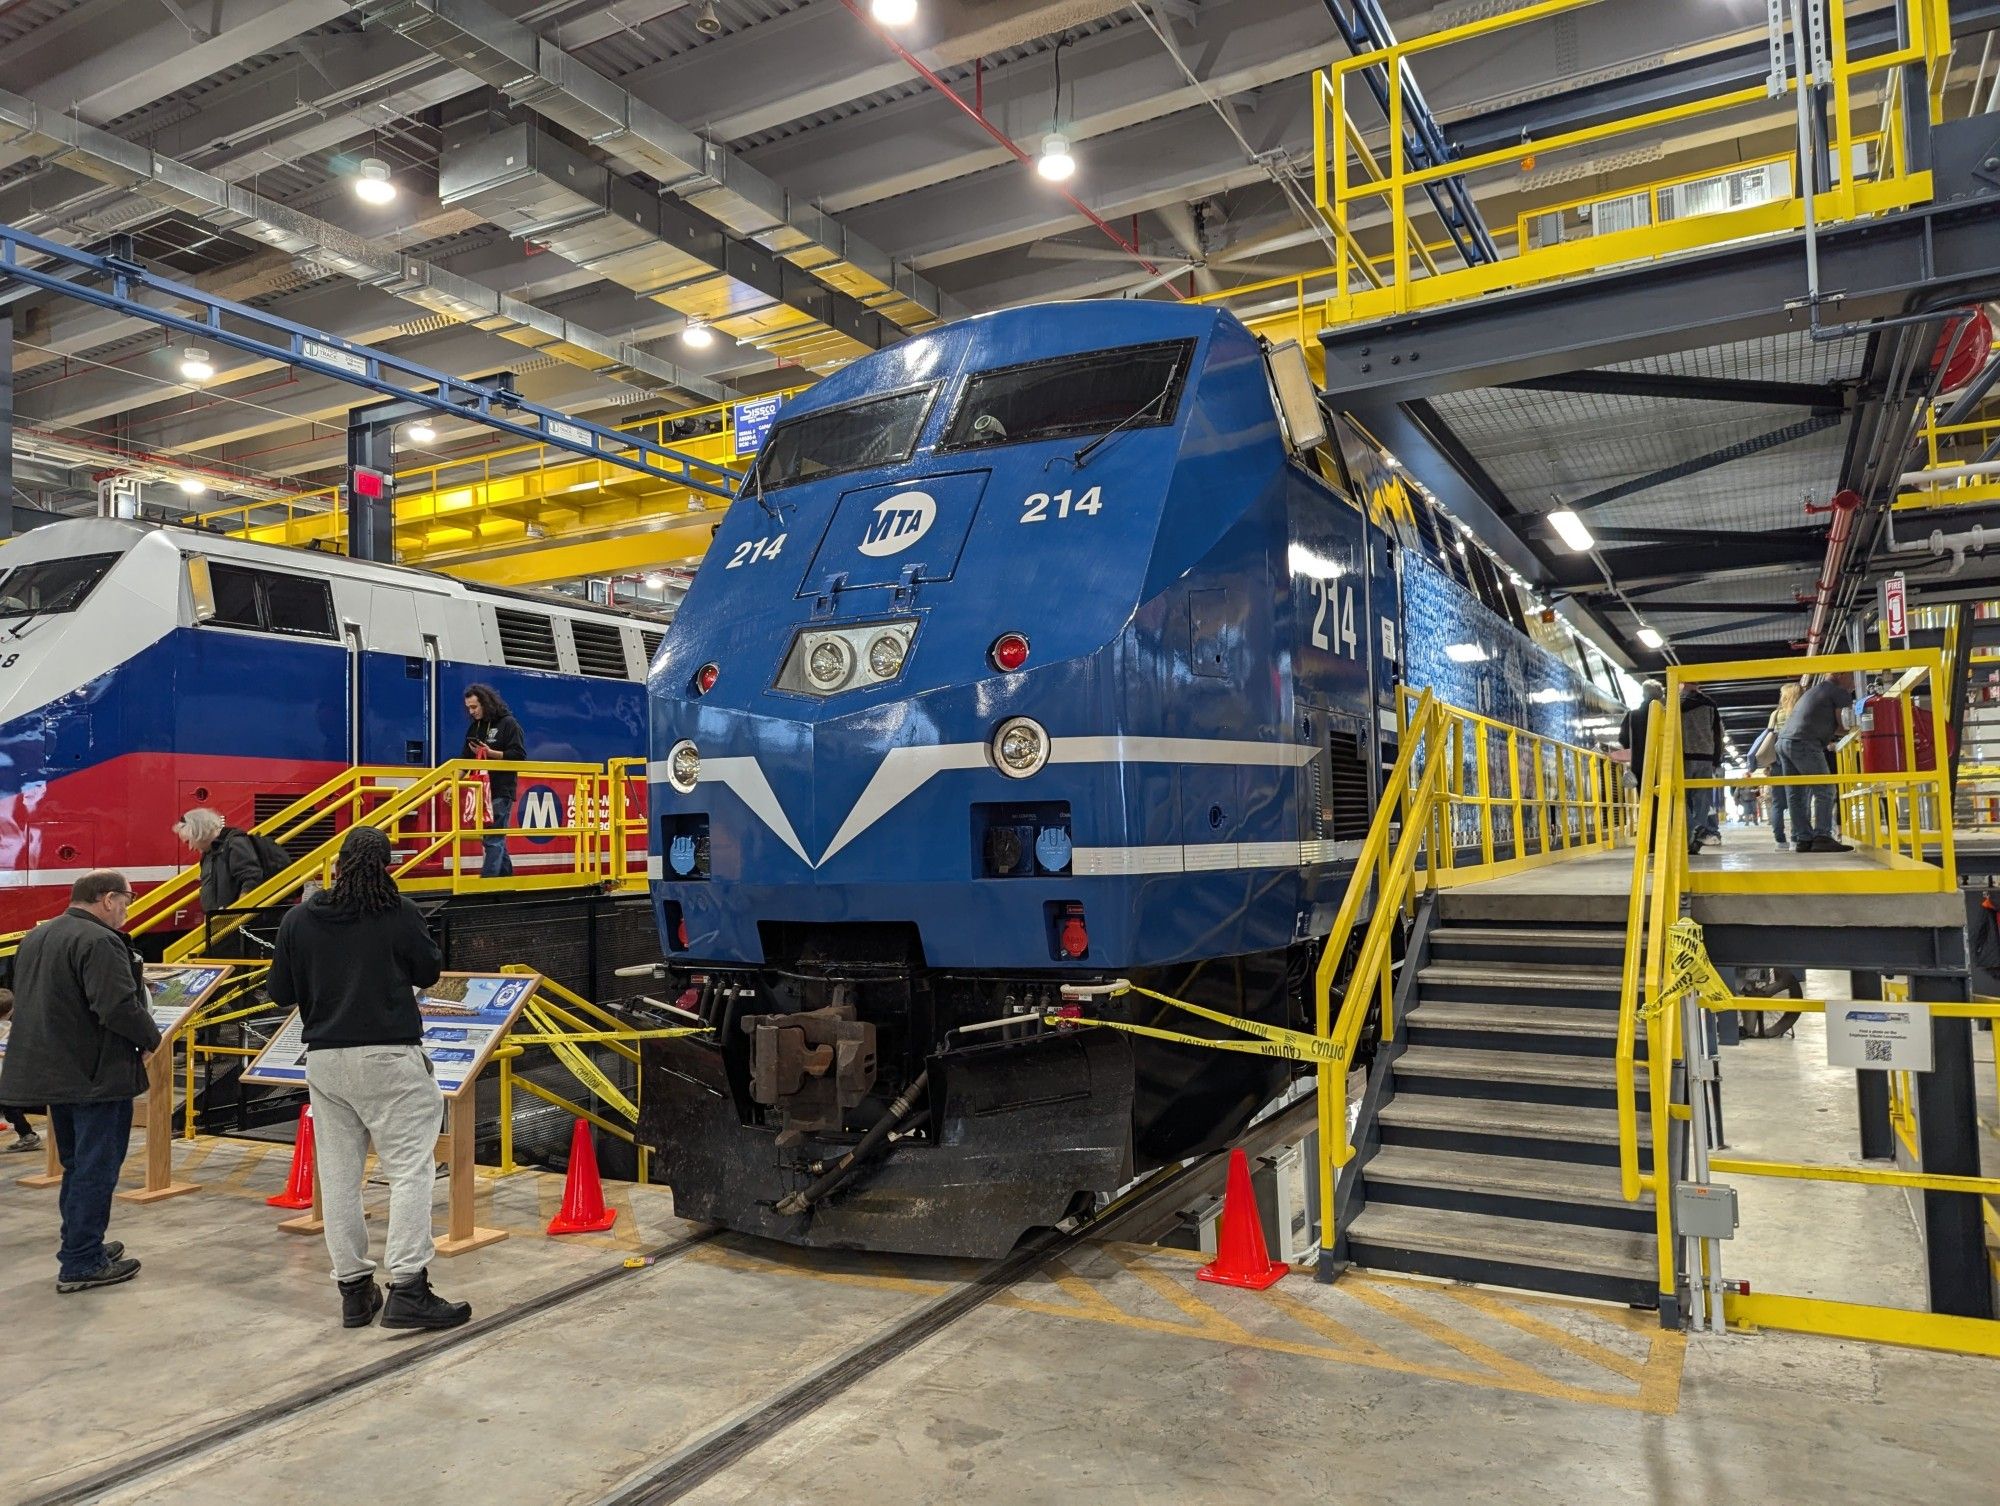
[1883, 573, 1907, 642]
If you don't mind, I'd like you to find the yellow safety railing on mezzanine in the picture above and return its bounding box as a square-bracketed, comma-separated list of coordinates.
[1310, 0, 1951, 324]
[1615, 647, 2000, 1352]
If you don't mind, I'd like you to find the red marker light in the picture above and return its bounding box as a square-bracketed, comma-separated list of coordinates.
[990, 632, 1030, 672]
[675, 917, 689, 949]
[1058, 905, 1088, 959]
[693, 663, 719, 696]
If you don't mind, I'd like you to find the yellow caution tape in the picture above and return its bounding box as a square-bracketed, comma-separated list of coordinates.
[522, 999, 640, 1121]
[1045, 981, 1345, 1065]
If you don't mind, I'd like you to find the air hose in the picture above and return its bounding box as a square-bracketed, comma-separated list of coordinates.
[773, 1070, 929, 1217]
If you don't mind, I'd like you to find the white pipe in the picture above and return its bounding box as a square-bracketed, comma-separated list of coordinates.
[1900, 460, 2000, 485]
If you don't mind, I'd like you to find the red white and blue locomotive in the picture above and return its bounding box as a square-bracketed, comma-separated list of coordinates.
[0, 518, 659, 933]
[639, 302, 1627, 1257]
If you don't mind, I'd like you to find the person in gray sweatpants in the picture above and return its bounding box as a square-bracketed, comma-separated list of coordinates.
[268, 826, 470, 1331]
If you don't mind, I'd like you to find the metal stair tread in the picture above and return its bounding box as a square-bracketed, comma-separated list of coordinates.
[1409, 1000, 1620, 1037]
[1429, 926, 1624, 948]
[1395, 1044, 1634, 1085]
[1418, 961, 1624, 989]
[1363, 1144, 1650, 1207]
[1345, 1204, 1656, 1282]
[1378, 1094, 1650, 1144]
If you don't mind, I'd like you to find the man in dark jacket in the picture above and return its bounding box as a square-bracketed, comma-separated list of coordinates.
[0, 872, 160, 1292]
[269, 825, 469, 1331]
[1619, 680, 1666, 789]
[1680, 683, 1725, 856]
[460, 683, 527, 879]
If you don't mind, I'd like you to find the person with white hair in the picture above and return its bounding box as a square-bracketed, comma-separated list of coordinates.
[174, 807, 266, 920]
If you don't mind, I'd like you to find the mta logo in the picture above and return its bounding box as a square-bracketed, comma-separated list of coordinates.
[517, 785, 563, 845]
[857, 490, 936, 557]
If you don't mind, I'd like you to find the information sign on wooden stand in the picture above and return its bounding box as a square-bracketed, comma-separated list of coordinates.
[1, 1012, 62, 1188]
[244, 972, 539, 1256]
[117, 964, 235, 1205]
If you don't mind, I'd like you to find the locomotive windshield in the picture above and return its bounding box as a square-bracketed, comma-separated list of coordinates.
[0, 553, 119, 619]
[941, 338, 1193, 451]
[753, 385, 935, 491]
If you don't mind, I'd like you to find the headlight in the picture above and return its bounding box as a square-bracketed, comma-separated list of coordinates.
[867, 630, 907, 679]
[807, 636, 853, 690]
[666, 739, 701, 794]
[992, 716, 1049, 779]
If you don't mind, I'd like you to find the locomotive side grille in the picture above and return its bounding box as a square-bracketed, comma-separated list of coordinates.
[569, 619, 631, 680]
[1327, 731, 1373, 842]
[640, 629, 664, 664]
[253, 794, 335, 861]
[495, 609, 561, 671]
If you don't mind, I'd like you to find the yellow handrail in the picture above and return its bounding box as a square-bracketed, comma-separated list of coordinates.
[1615, 703, 1664, 1203]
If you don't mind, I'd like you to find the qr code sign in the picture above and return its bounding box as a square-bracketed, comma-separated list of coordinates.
[1865, 1039, 1893, 1063]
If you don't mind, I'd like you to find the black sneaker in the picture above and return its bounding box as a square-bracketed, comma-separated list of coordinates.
[380, 1270, 471, 1331]
[101, 1241, 123, 1263]
[57, 1256, 140, 1294]
[1808, 836, 1855, 853]
[339, 1274, 384, 1328]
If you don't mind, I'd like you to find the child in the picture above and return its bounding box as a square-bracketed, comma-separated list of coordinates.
[0, 989, 43, 1152]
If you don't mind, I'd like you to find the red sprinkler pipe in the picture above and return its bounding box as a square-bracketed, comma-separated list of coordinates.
[1803, 488, 1861, 653]
[836, 0, 1183, 298]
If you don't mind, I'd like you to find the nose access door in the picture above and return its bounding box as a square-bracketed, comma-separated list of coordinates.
[797, 471, 990, 597]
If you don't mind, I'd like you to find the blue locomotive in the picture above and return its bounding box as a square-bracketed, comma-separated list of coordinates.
[637, 302, 1623, 1256]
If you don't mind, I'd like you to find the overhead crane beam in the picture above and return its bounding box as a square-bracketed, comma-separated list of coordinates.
[0, 222, 745, 501]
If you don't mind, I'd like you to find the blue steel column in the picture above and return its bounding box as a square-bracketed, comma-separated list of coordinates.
[346, 411, 395, 564]
[0, 313, 11, 539]
[1909, 970, 1994, 1320]
[1848, 969, 1893, 1159]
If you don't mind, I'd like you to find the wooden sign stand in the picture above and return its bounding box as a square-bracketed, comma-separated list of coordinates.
[17, 1121, 61, 1188]
[435, 1093, 505, 1257]
[242, 973, 538, 1259]
[116, 965, 235, 1206]
[117, 1046, 200, 1204]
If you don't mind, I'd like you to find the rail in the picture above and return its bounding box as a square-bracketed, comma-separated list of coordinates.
[1310, 0, 1949, 323]
[1614, 648, 2000, 1346]
[181, 384, 808, 564]
[0, 756, 650, 965]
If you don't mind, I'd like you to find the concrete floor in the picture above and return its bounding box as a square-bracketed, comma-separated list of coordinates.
[6, 1094, 1998, 1506]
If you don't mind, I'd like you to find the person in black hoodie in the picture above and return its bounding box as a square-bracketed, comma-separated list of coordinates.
[460, 683, 527, 879]
[268, 826, 468, 1331]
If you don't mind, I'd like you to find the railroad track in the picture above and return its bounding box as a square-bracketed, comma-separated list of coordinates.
[30, 1092, 1319, 1506]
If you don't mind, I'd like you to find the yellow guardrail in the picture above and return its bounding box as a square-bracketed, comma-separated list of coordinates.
[1310, 0, 1948, 324]
[180, 384, 809, 556]
[1615, 647, 2000, 1348]
[1673, 649, 1956, 895]
[1893, 399, 2000, 511]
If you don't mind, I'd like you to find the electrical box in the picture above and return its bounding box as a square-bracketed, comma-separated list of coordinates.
[1673, 1181, 1739, 1240]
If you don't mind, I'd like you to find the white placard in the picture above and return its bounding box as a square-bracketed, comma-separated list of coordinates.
[302, 338, 367, 376]
[1826, 1000, 1932, 1071]
[544, 417, 592, 447]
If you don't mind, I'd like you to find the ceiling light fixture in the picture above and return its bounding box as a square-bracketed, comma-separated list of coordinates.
[1637, 626, 1665, 649]
[1037, 132, 1076, 181]
[681, 319, 714, 349]
[693, 0, 721, 34]
[178, 477, 207, 496]
[1547, 507, 1595, 553]
[179, 347, 213, 382]
[354, 157, 397, 205]
[869, 0, 916, 23]
[1037, 34, 1078, 182]
[407, 420, 437, 444]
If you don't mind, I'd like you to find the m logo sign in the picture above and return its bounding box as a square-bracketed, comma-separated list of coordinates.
[517, 785, 563, 845]
[857, 490, 936, 557]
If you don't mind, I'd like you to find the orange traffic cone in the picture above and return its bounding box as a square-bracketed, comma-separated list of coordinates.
[267, 1104, 316, 1209]
[547, 1119, 618, 1235]
[1197, 1147, 1289, 1290]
